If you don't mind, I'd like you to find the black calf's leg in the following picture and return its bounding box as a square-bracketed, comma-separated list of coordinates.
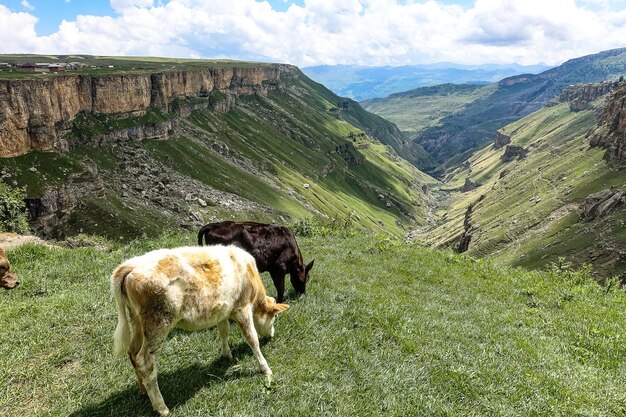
[270, 270, 286, 303]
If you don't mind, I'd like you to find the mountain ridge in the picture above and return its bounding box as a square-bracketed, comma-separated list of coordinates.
[363, 47, 626, 172]
[302, 63, 550, 101]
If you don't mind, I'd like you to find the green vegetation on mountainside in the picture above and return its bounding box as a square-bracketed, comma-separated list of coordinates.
[0, 64, 436, 239]
[423, 98, 626, 277]
[3, 233, 626, 416]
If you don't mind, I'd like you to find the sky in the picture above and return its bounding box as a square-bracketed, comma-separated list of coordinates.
[1, 0, 626, 67]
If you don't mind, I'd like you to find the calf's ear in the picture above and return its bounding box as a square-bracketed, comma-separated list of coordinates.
[272, 303, 290, 314]
[305, 260, 315, 273]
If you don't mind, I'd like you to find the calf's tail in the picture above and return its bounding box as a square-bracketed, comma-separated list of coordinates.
[197, 226, 206, 246]
[111, 265, 133, 357]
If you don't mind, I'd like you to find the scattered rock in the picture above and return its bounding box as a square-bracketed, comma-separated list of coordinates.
[29, 167, 38, 172]
[501, 145, 529, 162]
[493, 131, 511, 149]
[303, 183, 310, 189]
[461, 177, 477, 192]
[581, 188, 625, 222]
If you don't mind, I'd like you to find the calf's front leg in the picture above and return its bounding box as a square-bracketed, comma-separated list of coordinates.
[234, 307, 273, 382]
[270, 270, 286, 303]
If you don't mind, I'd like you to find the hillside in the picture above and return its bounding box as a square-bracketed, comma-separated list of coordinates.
[362, 83, 495, 138]
[302, 63, 549, 101]
[0, 55, 436, 239]
[421, 80, 626, 278]
[3, 233, 626, 416]
[363, 47, 626, 171]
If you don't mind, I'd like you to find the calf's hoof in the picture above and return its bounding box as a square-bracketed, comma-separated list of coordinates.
[155, 406, 170, 416]
[264, 374, 276, 389]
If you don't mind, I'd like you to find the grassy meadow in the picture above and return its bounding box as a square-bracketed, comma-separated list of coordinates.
[2, 231, 626, 416]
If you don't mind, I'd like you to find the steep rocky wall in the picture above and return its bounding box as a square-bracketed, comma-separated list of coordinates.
[0, 65, 295, 157]
[558, 80, 620, 104]
[588, 82, 626, 161]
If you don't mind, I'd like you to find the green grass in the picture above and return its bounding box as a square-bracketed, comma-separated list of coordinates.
[0, 151, 91, 197]
[2, 233, 626, 416]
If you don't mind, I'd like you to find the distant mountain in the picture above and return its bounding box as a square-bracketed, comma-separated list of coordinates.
[422, 80, 626, 277]
[302, 63, 550, 101]
[362, 47, 626, 172]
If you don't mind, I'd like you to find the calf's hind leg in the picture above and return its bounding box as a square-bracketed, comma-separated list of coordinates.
[135, 329, 170, 416]
[217, 319, 232, 359]
[127, 311, 147, 395]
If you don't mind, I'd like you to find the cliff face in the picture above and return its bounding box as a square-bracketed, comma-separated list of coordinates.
[0, 65, 294, 157]
[588, 82, 626, 161]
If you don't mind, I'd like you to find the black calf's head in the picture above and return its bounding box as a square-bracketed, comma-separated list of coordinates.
[291, 260, 314, 295]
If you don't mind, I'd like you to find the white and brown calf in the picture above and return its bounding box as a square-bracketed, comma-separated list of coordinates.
[111, 245, 289, 416]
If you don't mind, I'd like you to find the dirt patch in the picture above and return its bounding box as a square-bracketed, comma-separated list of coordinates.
[0, 232, 51, 250]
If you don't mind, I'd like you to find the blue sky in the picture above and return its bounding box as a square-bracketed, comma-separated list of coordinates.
[1, 0, 625, 66]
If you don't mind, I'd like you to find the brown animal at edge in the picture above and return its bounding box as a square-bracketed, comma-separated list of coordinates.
[111, 245, 289, 416]
[0, 248, 19, 290]
[197, 221, 314, 303]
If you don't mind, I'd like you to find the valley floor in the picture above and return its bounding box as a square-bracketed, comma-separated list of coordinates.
[2, 233, 626, 416]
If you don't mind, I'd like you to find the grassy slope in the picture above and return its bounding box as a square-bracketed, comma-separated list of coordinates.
[0, 64, 436, 238]
[424, 99, 626, 276]
[361, 83, 495, 136]
[2, 233, 626, 416]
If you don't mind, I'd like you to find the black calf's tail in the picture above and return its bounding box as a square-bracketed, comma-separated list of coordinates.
[197, 227, 205, 246]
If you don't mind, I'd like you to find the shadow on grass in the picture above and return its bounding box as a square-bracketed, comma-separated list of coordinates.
[68, 341, 266, 417]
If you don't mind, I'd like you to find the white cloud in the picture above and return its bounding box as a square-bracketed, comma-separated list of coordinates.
[0, 0, 625, 67]
[110, 0, 154, 12]
[20, 0, 34, 11]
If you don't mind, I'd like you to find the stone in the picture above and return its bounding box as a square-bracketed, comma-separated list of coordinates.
[461, 177, 477, 192]
[501, 145, 528, 162]
[493, 131, 511, 149]
[581, 188, 625, 222]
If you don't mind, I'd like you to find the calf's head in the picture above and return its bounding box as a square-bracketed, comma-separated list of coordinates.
[253, 296, 289, 338]
[290, 260, 315, 296]
[0, 248, 18, 290]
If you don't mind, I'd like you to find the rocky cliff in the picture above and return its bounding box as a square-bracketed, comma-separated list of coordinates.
[588, 82, 626, 162]
[0, 65, 294, 157]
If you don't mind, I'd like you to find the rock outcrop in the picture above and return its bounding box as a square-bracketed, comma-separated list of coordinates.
[461, 177, 477, 192]
[588, 82, 626, 162]
[456, 194, 485, 253]
[501, 145, 528, 162]
[0, 65, 295, 157]
[581, 188, 625, 222]
[493, 130, 511, 149]
[557, 80, 620, 108]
